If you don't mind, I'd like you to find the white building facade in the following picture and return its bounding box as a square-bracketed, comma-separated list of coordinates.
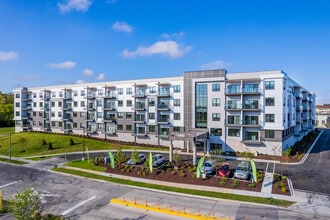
[13, 69, 316, 156]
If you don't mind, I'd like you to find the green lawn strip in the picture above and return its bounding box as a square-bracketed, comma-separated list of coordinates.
[25, 155, 55, 161]
[0, 127, 15, 135]
[0, 132, 167, 158]
[64, 159, 106, 172]
[52, 167, 294, 207]
[0, 157, 27, 165]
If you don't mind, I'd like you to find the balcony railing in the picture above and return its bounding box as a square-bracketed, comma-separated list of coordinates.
[242, 87, 260, 94]
[157, 118, 170, 124]
[225, 88, 241, 95]
[226, 104, 242, 110]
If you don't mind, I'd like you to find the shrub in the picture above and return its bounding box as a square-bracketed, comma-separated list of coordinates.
[48, 142, 53, 150]
[219, 177, 228, 186]
[248, 183, 256, 188]
[41, 138, 47, 146]
[281, 186, 287, 193]
[231, 179, 239, 188]
[69, 138, 75, 146]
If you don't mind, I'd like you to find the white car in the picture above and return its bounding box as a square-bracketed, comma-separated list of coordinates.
[126, 153, 146, 165]
[153, 154, 165, 167]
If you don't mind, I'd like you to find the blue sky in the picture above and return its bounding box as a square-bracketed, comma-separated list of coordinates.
[0, 0, 329, 103]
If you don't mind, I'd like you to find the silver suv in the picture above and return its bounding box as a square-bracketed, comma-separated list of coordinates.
[234, 161, 251, 180]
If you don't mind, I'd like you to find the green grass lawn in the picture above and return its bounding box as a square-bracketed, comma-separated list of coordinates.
[0, 127, 15, 134]
[64, 159, 107, 172]
[0, 157, 27, 165]
[0, 131, 166, 157]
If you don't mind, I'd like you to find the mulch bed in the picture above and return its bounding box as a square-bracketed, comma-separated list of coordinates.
[102, 162, 264, 193]
[272, 174, 291, 196]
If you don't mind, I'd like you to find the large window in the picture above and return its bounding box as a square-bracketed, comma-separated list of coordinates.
[174, 99, 181, 106]
[212, 98, 220, 106]
[228, 128, 240, 137]
[148, 112, 155, 119]
[174, 113, 180, 120]
[149, 86, 156, 94]
[265, 114, 275, 122]
[265, 97, 275, 106]
[195, 83, 207, 128]
[212, 113, 220, 121]
[265, 81, 275, 90]
[244, 131, 259, 141]
[265, 130, 275, 138]
[212, 83, 220, 92]
[173, 85, 181, 93]
[117, 88, 123, 95]
[149, 125, 156, 132]
[210, 128, 222, 136]
[126, 87, 133, 95]
[227, 115, 240, 125]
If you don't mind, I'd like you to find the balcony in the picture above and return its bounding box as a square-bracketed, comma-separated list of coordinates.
[225, 88, 241, 95]
[294, 92, 303, 99]
[157, 91, 171, 97]
[133, 92, 146, 98]
[87, 105, 96, 111]
[157, 118, 170, 124]
[157, 103, 170, 110]
[104, 116, 116, 122]
[296, 106, 303, 112]
[87, 93, 96, 99]
[242, 104, 260, 111]
[104, 104, 116, 111]
[226, 104, 242, 110]
[134, 115, 146, 123]
[242, 120, 260, 127]
[242, 87, 260, 95]
[133, 103, 146, 110]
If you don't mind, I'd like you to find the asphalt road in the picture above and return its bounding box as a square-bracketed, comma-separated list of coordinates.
[0, 162, 324, 220]
[277, 129, 330, 195]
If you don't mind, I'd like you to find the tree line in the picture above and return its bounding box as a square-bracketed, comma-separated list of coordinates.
[0, 91, 14, 127]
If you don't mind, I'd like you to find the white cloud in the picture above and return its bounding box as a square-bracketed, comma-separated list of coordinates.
[48, 61, 76, 69]
[96, 73, 105, 80]
[58, 0, 92, 13]
[161, 32, 185, 39]
[82, 68, 94, 76]
[122, 40, 191, 58]
[199, 60, 231, 70]
[0, 51, 18, 61]
[75, 79, 85, 84]
[112, 21, 133, 33]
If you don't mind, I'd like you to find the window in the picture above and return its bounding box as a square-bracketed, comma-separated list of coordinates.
[126, 100, 132, 107]
[73, 112, 77, 117]
[265, 114, 275, 122]
[212, 113, 220, 121]
[228, 128, 240, 137]
[97, 112, 103, 118]
[39, 112, 43, 117]
[73, 123, 78, 128]
[51, 102, 55, 107]
[80, 90, 86, 96]
[97, 100, 102, 107]
[227, 115, 240, 125]
[149, 98, 155, 106]
[39, 102, 43, 108]
[81, 101, 85, 107]
[51, 112, 55, 117]
[126, 112, 133, 119]
[58, 112, 62, 117]
[80, 112, 86, 118]
[73, 90, 78, 96]
[174, 99, 181, 107]
[173, 126, 181, 132]
[126, 87, 133, 95]
[80, 123, 85, 128]
[15, 93, 20, 98]
[195, 83, 208, 128]
[117, 88, 123, 95]
[15, 111, 20, 116]
[117, 112, 123, 118]
[52, 122, 55, 127]
[173, 85, 181, 93]
[212, 98, 220, 106]
[174, 113, 180, 120]
[118, 100, 123, 107]
[39, 121, 43, 126]
[148, 112, 155, 119]
[58, 122, 63, 127]
[126, 125, 132, 131]
[149, 86, 156, 94]
[149, 125, 156, 132]
[74, 101, 78, 107]
[265, 130, 275, 138]
[265, 81, 275, 90]
[212, 83, 220, 91]
[265, 97, 275, 106]
[33, 112, 37, 116]
[210, 128, 222, 136]
[52, 92, 56, 97]
[58, 101, 62, 107]
[97, 89, 103, 96]
[117, 124, 123, 131]
[33, 102, 36, 107]
[15, 102, 20, 107]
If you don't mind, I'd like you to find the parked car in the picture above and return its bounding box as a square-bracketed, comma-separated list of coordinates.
[153, 154, 166, 167]
[126, 153, 146, 165]
[234, 161, 251, 180]
[217, 163, 230, 177]
[202, 160, 216, 175]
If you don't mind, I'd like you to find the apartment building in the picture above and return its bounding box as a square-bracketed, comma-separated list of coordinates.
[13, 69, 316, 156]
[315, 104, 330, 128]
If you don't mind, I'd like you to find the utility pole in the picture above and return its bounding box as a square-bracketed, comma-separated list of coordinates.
[9, 131, 12, 162]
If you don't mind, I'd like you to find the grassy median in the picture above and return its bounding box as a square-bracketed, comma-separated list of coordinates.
[52, 167, 294, 207]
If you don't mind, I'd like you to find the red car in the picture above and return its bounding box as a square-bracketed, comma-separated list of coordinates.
[217, 163, 230, 177]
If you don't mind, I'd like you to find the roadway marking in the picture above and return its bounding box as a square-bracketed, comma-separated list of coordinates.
[61, 196, 97, 216]
[0, 181, 18, 189]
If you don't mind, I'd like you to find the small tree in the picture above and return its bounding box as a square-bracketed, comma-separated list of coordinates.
[173, 150, 181, 165]
[18, 137, 27, 153]
[9, 187, 40, 220]
[131, 150, 139, 165]
[115, 148, 126, 167]
[69, 138, 75, 146]
[41, 138, 47, 146]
